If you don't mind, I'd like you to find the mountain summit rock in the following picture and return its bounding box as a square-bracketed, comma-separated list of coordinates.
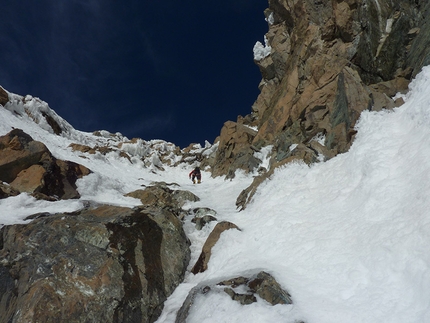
[212, 0, 430, 182]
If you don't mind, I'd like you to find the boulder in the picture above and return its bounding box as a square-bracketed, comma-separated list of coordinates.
[55, 159, 92, 199]
[126, 184, 199, 210]
[190, 207, 218, 230]
[0, 204, 191, 323]
[218, 271, 292, 306]
[246, 271, 292, 305]
[191, 221, 240, 274]
[192, 215, 217, 231]
[0, 129, 91, 200]
[190, 207, 217, 218]
[9, 164, 45, 194]
[0, 129, 50, 183]
[176, 271, 293, 322]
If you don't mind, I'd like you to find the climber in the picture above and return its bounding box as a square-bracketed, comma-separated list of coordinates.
[189, 166, 201, 184]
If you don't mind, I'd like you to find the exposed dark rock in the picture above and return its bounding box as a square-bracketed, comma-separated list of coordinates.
[41, 111, 62, 135]
[407, 1, 430, 77]
[0, 182, 19, 199]
[0, 204, 190, 323]
[223, 287, 257, 305]
[150, 181, 180, 188]
[191, 207, 217, 218]
[176, 271, 293, 322]
[217, 271, 292, 306]
[0, 87, 8, 106]
[190, 207, 218, 230]
[192, 215, 217, 230]
[175, 285, 211, 323]
[247, 271, 293, 305]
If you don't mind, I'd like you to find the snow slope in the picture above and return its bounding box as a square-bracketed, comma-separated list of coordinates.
[159, 66, 430, 323]
[1, 66, 430, 322]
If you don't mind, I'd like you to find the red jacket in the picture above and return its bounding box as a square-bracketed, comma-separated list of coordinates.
[189, 168, 201, 178]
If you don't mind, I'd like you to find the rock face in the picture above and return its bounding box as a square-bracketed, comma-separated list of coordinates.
[212, 0, 430, 179]
[0, 87, 8, 106]
[0, 204, 191, 323]
[0, 129, 90, 200]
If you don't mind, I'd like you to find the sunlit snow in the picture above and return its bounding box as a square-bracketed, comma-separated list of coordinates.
[1, 66, 430, 322]
[253, 36, 272, 61]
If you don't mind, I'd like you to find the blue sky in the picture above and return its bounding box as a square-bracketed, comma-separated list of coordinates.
[0, 1, 268, 147]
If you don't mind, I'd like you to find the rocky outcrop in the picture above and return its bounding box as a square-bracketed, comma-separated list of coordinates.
[189, 207, 218, 230]
[0, 182, 19, 199]
[212, 0, 430, 179]
[191, 221, 240, 274]
[176, 271, 293, 322]
[0, 129, 91, 200]
[218, 271, 292, 306]
[0, 87, 8, 106]
[236, 170, 271, 211]
[211, 120, 261, 178]
[0, 129, 49, 183]
[126, 182, 200, 220]
[69, 142, 133, 163]
[192, 215, 217, 231]
[0, 204, 191, 323]
[407, 1, 430, 77]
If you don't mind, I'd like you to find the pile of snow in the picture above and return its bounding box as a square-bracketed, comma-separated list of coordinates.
[253, 36, 271, 61]
[265, 12, 275, 25]
[2, 65, 430, 322]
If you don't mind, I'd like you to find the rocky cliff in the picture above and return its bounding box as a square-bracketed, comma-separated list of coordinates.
[211, 0, 430, 207]
[0, 201, 192, 323]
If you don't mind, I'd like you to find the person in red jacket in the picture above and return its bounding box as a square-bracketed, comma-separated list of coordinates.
[189, 166, 201, 184]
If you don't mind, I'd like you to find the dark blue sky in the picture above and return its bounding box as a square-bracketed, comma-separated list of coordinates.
[1, 1, 268, 148]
